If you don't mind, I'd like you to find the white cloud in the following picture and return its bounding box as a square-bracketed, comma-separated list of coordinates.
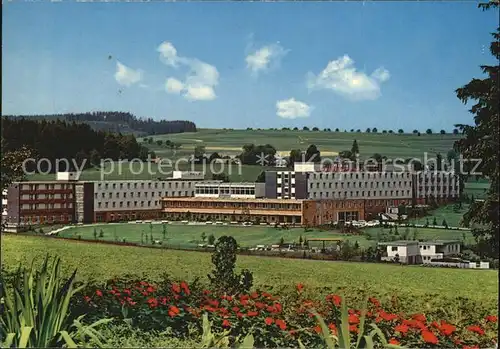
[307, 55, 390, 100]
[114, 61, 142, 87]
[165, 78, 184, 94]
[246, 42, 288, 75]
[157, 41, 219, 101]
[276, 98, 312, 119]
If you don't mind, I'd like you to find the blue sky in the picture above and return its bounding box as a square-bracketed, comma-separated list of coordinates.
[2, 2, 498, 131]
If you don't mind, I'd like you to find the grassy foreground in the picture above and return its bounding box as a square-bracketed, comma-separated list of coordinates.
[2, 234, 497, 309]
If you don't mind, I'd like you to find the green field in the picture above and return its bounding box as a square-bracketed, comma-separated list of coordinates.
[58, 222, 476, 249]
[149, 128, 461, 159]
[410, 204, 470, 228]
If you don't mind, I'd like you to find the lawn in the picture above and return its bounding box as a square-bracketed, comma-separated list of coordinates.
[59, 223, 374, 249]
[410, 204, 471, 228]
[2, 234, 497, 310]
[57, 223, 476, 249]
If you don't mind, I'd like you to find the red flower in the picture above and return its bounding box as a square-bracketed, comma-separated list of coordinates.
[95, 290, 103, 297]
[255, 302, 266, 309]
[348, 314, 360, 324]
[463, 346, 479, 349]
[325, 294, 342, 306]
[146, 286, 155, 293]
[264, 317, 274, 325]
[84, 296, 91, 303]
[225, 295, 233, 302]
[412, 314, 426, 322]
[389, 338, 400, 345]
[203, 289, 211, 295]
[123, 288, 131, 296]
[422, 330, 438, 344]
[247, 311, 258, 317]
[466, 325, 485, 336]
[313, 325, 322, 334]
[369, 297, 381, 307]
[180, 281, 190, 295]
[394, 324, 409, 334]
[147, 297, 158, 308]
[237, 312, 245, 318]
[275, 319, 287, 330]
[168, 305, 180, 317]
[403, 319, 427, 330]
[240, 298, 249, 306]
[274, 303, 282, 313]
[232, 306, 240, 312]
[289, 330, 297, 336]
[171, 283, 181, 293]
[250, 292, 259, 299]
[486, 315, 498, 323]
[379, 311, 398, 322]
[296, 283, 304, 293]
[328, 323, 337, 334]
[438, 321, 456, 336]
[349, 324, 359, 333]
[262, 292, 272, 298]
[222, 319, 231, 328]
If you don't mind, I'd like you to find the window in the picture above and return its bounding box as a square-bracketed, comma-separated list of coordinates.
[391, 246, 398, 252]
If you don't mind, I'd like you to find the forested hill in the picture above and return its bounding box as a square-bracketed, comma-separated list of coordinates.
[2, 112, 197, 136]
[1, 117, 149, 173]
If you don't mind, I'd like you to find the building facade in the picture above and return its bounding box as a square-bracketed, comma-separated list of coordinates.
[6, 181, 76, 227]
[378, 241, 422, 264]
[414, 171, 461, 204]
[419, 240, 461, 263]
[162, 197, 304, 224]
[194, 182, 265, 199]
[92, 179, 203, 222]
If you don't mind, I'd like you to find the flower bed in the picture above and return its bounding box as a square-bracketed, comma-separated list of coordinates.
[75, 279, 498, 348]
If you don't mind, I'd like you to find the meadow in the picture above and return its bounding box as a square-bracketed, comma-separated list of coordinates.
[2, 234, 497, 309]
[57, 221, 476, 249]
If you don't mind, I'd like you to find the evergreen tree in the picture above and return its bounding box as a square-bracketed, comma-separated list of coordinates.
[351, 139, 359, 156]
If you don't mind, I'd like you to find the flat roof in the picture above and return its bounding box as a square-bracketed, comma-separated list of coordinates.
[162, 197, 304, 204]
[378, 240, 419, 246]
[422, 240, 461, 245]
[195, 181, 258, 186]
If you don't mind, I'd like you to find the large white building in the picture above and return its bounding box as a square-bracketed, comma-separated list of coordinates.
[93, 179, 202, 213]
[307, 171, 413, 201]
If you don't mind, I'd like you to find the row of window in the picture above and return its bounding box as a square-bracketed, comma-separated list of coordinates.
[95, 190, 193, 199]
[310, 181, 410, 189]
[22, 184, 72, 190]
[164, 201, 302, 210]
[97, 181, 194, 190]
[308, 172, 411, 180]
[195, 188, 256, 195]
[97, 201, 160, 209]
[21, 215, 73, 223]
[21, 203, 73, 210]
[310, 190, 411, 198]
[22, 194, 72, 200]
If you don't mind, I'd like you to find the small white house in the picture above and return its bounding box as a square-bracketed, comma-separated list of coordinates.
[419, 240, 461, 263]
[378, 240, 422, 264]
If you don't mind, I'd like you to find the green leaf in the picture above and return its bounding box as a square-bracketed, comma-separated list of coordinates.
[19, 326, 33, 348]
[239, 333, 255, 349]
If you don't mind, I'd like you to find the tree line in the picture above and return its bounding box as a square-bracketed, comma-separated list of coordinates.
[3, 111, 197, 136]
[1, 117, 150, 173]
[245, 126, 459, 135]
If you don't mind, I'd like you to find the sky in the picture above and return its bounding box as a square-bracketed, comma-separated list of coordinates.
[2, 1, 499, 131]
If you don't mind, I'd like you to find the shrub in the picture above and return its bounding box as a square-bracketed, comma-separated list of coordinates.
[0, 255, 111, 348]
[207, 236, 253, 296]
